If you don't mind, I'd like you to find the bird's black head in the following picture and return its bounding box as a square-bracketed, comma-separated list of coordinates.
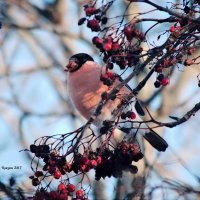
[65, 53, 94, 72]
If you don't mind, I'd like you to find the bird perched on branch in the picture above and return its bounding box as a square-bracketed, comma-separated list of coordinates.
[65, 53, 168, 152]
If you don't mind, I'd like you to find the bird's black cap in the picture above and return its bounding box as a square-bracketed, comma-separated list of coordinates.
[66, 53, 94, 72]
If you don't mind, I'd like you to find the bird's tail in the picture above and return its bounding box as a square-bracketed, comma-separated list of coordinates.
[142, 130, 168, 152]
[119, 126, 168, 152]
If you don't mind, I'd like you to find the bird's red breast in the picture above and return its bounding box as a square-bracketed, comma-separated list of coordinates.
[67, 61, 129, 126]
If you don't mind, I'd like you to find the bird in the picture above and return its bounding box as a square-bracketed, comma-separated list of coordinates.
[65, 53, 168, 152]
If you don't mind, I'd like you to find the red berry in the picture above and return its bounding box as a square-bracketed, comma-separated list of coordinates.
[105, 36, 113, 43]
[155, 66, 163, 73]
[58, 183, 66, 192]
[96, 156, 102, 164]
[63, 163, 72, 172]
[124, 26, 133, 40]
[49, 191, 58, 199]
[169, 25, 175, 32]
[161, 77, 169, 86]
[87, 19, 100, 32]
[59, 193, 68, 200]
[103, 42, 112, 51]
[85, 7, 96, 16]
[106, 72, 114, 79]
[130, 112, 136, 120]
[54, 170, 62, 179]
[112, 42, 119, 51]
[67, 184, 76, 192]
[92, 36, 103, 46]
[90, 160, 97, 168]
[48, 167, 56, 174]
[80, 157, 90, 165]
[76, 189, 84, 199]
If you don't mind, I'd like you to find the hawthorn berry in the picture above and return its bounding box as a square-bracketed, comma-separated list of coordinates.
[130, 112, 136, 120]
[67, 184, 76, 192]
[49, 191, 58, 199]
[154, 81, 161, 88]
[80, 157, 90, 165]
[54, 170, 62, 179]
[96, 156, 102, 164]
[84, 7, 97, 16]
[30, 144, 37, 153]
[157, 74, 164, 81]
[101, 17, 108, 24]
[155, 66, 163, 73]
[121, 112, 127, 119]
[48, 166, 56, 175]
[76, 189, 84, 199]
[106, 62, 114, 69]
[59, 193, 68, 200]
[90, 159, 97, 168]
[161, 77, 169, 86]
[169, 25, 176, 32]
[103, 42, 112, 51]
[63, 163, 72, 172]
[34, 171, 43, 177]
[87, 19, 100, 32]
[32, 178, 40, 186]
[92, 36, 103, 46]
[112, 42, 120, 51]
[123, 26, 133, 40]
[58, 183, 66, 192]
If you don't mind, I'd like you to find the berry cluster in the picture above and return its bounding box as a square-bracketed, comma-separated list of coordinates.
[154, 74, 170, 88]
[169, 25, 182, 37]
[30, 144, 50, 157]
[29, 136, 143, 199]
[71, 152, 101, 173]
[121, 111, 137, 120]
[100, 71, 117, 86]
[95, 141, 143, 180]
[78, 2, 145, 70]
[32, 185, 87, 200]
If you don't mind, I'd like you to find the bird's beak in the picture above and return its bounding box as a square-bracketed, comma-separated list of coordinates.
[64, 60, 77, 72]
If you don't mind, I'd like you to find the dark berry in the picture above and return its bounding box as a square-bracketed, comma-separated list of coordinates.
[30, 144, 37, 153]
[154, 81, 161, 88]
[100, 126, 109, 134]
[32, 178, 40, 186]
[34, 171, 43, 177]
[106, 62, 114, 69]
[101, 17, 108, 24]
[157, 74, 164, 81]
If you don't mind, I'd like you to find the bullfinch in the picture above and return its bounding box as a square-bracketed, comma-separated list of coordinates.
[65, 53, 168, 152]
